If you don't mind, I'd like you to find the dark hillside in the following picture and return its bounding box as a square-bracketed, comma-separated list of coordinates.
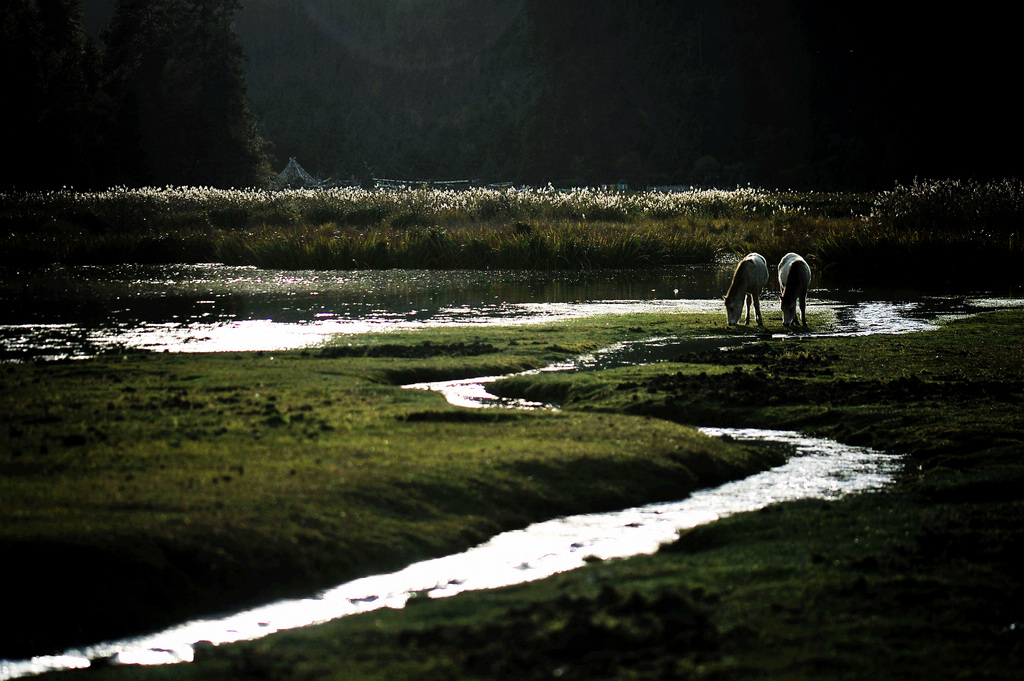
[65, 0, 1024, 190]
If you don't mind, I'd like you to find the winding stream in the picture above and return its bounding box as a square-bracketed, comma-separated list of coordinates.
[2, 265, 1021, 679]
[3, 427, 901, 680]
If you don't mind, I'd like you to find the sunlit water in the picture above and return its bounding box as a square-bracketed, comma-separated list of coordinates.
[0, 265, 727, 360]
[2, 264, 1020, 678]
[2, 263, 1020, 361]
[2, 425, 901, 679]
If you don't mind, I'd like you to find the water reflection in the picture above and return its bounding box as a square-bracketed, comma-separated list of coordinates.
[0, 264, 731, 361]
[2, 264, 1021, 361]
[1, 427, 901, 679]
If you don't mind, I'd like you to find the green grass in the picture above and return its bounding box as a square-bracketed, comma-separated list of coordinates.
[494, 310, 1024, 465]
[1, 312, 777, 659]
[52, 309, 1024, 681]
[135, 491, 1019, 681]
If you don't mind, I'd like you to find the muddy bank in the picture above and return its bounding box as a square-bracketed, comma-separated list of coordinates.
[400, 585, 725, 679]
[628, 365, 1015, 410]
[317, 340, 500, 359]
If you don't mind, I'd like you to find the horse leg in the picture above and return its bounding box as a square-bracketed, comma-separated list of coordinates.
[800, 295, 807, 327]
[753, 292, 763, 326]
[744, 293, 752, 324]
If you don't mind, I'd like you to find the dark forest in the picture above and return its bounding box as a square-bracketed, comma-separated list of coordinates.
[5, 0, 1020, 191]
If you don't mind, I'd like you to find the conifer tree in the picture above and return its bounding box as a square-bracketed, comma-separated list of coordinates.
[1, 0, 99, 190]
[101, 0, 270, 187]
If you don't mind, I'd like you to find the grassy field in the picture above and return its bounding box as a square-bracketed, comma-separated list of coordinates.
[2, 179, 1020, 284]
[21, 307, 1021, 681]
[1, 312, 782, 660]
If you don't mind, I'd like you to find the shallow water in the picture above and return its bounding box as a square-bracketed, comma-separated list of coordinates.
[2, 264, 1020, 678]
[1, 263, 1020, 360]
[2, 427, 901, 679]
[0, 264, 727, 360]
[404, 295, 1022, 410]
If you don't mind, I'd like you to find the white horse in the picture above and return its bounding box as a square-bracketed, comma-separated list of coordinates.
[778, 252, 811, 327]
[724, 252, 769, 326]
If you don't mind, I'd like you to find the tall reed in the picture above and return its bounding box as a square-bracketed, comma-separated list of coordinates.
[1, 181, 1019, 285]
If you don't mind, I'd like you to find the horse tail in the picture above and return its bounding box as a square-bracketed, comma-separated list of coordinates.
[781, 257, 809, 304]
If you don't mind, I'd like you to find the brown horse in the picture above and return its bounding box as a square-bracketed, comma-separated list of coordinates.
[724, 252, 769, 326]
[778, 252, 811, 327]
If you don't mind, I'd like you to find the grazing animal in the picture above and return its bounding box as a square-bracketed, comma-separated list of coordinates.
[778, 252, 811, 327]
[724, 252, 769, 326]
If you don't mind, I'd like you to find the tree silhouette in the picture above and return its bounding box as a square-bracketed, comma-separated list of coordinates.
[100, 0, 270, 188]
[1, 0, 100, 190]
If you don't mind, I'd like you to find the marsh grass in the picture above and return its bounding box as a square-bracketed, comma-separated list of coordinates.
[0, 186, 865, 269]
[2, 179, 1019, 284]
[813, 178, 1024, 282]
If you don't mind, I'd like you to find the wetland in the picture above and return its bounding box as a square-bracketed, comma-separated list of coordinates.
[2, 264, 1022, 680]
[2, 182, 1023, 680]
